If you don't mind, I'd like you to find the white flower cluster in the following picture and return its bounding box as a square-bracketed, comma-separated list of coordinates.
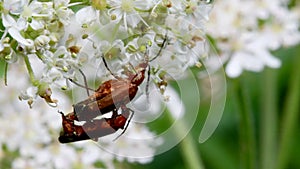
[0, 66, 116, 169]
[1, 0, 212, 106]
[0, 0, 212, 168]
[206, 0, 300, 78]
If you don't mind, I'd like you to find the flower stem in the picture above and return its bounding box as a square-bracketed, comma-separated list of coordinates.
[276, 55, 300, 169]
[23, 55, 38, 86]
[166, 111, 205, 169]
[4, 62, 8, 86]
[179, 122, 205, 169]
[260, 68, 278, 169]
[233, 78, 257, 169]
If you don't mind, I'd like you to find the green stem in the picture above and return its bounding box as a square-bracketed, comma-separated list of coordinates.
[234, 78, 257, 169]
[276, 55, 300, 169]
[36, 51, 46, 62]
[180, 124, 205, 169]
[167, 111, 205, 169]
[23, 55, 38, 86]
[4, 62, 8, 86]
[260, 68, 278, 169]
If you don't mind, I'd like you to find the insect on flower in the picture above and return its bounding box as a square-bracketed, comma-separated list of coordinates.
[58, 108, 129, 143]
[58, 34, 168, 143]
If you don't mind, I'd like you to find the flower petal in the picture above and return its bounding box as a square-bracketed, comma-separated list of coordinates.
[2, 14, 16, 27]
[8, 27, 31, 46]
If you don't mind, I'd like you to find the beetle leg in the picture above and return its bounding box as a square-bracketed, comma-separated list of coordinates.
[58, 111, 75, 136]
[111, 109, 118, 118]
[78, 69, 91, 96]
[113, 106, 134, 141]
[146, 65, 151, 105]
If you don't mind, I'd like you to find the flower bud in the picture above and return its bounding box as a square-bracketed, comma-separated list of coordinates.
[38, 83, 57, 106]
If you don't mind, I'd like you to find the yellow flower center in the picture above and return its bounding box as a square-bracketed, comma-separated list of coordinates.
[121, 0, 134, 12]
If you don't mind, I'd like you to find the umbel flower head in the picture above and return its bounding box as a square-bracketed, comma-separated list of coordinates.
[0, 0, 213, 167]
[0, 0, 213, 106]
[205, 0, 300, 78]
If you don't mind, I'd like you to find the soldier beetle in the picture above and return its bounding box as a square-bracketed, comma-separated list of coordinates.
[58, 34, 167, 143]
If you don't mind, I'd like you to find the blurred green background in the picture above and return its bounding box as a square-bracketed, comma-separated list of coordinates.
[120, 44, 300, 169]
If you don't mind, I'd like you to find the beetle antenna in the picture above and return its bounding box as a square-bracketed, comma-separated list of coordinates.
[68, 69, 95, 96]
[145, 32, 168, 104]
[149, 33, 168, 62]
[68, 79, 95, 93]
[102, 55, 121, 80]
[79, 69, 90, 96]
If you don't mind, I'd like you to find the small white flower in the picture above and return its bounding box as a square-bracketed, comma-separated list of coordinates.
[53, 0, 74, 25]
[76, 6, 98, 26]
[28, 1, 54, 18]
[2, 14, 30, 46]
[224, 31, 282, 78]
[206, 0, 300, 77]
[107, 0, 150, 29]
[182, 0, 213, 27]
[18, 86, 37, 107]
[29, 17, 45, 30]
[34, 35, 50, 51]
[3, 0, 29, 15]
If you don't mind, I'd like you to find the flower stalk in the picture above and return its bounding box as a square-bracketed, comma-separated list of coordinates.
[260, 68, 278, 169]
[233, 78, 257, 169]
[166, 110, 204, 169]
[276, 52, 300, 169]
[4, 61, 8, 86]
[23, 54, 38, 86]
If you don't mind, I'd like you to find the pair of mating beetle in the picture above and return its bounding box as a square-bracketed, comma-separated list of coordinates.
[58, 35, 167, 143]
